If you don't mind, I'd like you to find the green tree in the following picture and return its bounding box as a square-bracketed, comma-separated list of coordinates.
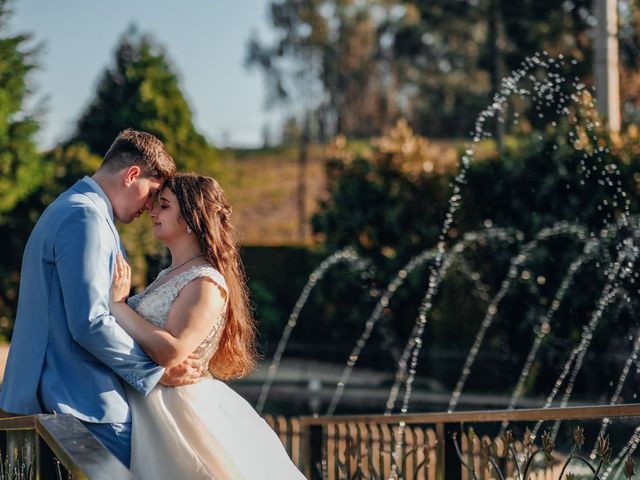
[246, 0, 402, 139]
[71, 27, 219, 177]
[0, 0, 48, 335]
[392, 0, 595, 138]
[250, 0, 624, 140]
[0, 0, 45, 216]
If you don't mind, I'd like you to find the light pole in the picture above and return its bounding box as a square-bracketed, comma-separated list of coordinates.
[593, 0, 621, 132]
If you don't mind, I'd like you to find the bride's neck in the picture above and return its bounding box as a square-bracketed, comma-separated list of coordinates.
[166, 238, 203, 267]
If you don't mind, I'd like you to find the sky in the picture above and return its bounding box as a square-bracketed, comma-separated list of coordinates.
[10, 0, 278, 150]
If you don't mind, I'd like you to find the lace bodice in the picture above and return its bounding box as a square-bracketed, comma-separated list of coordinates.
[127, 265, 228, 372]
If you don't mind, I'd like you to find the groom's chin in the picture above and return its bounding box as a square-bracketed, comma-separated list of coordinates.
[118, 215, 137, 224]
[119, 211, 144, 224]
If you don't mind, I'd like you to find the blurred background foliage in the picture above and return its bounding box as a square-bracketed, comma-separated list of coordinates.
[308, 117, 640, 398]
[247, 0, 640, 140]
[1, 0, 640, 405]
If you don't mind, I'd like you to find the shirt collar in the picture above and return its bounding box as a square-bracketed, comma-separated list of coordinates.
[82, 176, 115, 222]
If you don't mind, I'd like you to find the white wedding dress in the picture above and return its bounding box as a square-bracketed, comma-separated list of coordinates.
[125, 265, 306, 479]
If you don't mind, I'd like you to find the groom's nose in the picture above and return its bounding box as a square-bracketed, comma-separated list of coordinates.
[144, 195, 155, 211]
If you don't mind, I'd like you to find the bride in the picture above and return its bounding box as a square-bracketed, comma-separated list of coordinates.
[109, 173, 306, 479]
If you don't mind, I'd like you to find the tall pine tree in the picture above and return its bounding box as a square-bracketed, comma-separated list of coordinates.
[0, 0, 44, 216]
[0, 0, 48, 336]
[71, 27, 219, 176]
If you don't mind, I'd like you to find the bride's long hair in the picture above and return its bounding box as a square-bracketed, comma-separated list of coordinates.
[166, 173, 257, 380]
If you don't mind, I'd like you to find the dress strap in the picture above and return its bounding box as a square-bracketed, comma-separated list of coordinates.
[172, 265, 228, 298]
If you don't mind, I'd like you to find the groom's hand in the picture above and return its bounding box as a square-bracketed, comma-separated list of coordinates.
[158, 353, 204, 386]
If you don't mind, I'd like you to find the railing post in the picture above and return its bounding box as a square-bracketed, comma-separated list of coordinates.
[302, 422, 325, 479]
[436, 422, 446, 480]
[37, 434, 60, 480]
[301, 421, 312, 478]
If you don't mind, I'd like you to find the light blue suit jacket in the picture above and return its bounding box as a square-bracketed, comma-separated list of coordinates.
[0, 178, 164, 423]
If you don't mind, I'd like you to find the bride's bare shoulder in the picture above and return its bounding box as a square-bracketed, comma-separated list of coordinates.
[172, 274, 226, 313]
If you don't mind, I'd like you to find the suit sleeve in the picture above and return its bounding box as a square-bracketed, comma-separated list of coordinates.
[54, 206, 164, 395]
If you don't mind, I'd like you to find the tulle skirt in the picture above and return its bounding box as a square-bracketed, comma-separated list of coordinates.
[126, 379, 306, 479]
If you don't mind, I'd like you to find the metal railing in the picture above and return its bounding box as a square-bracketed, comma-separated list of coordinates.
[266, 404, 640, 479]
[2, 405, 637, 479]
[0, 413, 133, 479]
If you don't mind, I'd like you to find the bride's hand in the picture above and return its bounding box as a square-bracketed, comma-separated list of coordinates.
[159, 354, 204, 386]
[110, 252, 131, 306]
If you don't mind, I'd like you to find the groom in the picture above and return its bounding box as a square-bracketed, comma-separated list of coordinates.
[0, 129, 198, 467]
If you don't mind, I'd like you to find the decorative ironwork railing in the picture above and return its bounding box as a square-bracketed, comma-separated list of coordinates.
[0, 413, 132, 479]
[268, 403, 640, 480]
[452, 425, 626, 480]
[2, 405, 638, 479]
[267, 414, 437, 479]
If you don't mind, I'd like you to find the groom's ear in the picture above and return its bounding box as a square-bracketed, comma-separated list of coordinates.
[123, 165, 142, 186]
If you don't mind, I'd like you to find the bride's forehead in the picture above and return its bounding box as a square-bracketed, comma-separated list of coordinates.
[158, 187, 177, 201]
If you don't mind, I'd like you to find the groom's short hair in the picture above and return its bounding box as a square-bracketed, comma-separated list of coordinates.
[101, 129, 176, 179]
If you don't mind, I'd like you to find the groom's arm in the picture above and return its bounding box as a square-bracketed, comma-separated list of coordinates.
[54, 207, 164, 395]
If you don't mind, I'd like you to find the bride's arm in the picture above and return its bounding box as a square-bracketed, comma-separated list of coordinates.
[110, 253, 225, 368]
[160, 276, 226, 367]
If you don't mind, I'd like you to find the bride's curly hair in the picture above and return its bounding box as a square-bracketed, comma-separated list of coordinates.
[166, 173, 258, 380]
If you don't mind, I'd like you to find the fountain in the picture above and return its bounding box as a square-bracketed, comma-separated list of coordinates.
[255, 247, 374, 414]
[256, 53, 639, 477]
